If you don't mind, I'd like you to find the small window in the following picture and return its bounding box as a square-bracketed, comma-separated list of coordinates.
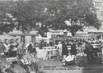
[95, 2, 102, 7]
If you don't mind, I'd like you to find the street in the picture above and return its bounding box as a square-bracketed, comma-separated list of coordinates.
[38, 60, 103, 73]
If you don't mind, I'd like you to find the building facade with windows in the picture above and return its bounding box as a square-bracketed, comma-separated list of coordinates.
[93, 0, 103, 30]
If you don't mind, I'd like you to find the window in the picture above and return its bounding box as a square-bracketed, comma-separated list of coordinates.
[101, 11, 103, 16]
[95, 2, 102, 7]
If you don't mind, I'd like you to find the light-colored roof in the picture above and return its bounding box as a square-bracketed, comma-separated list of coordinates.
[84, 26, 98, 32]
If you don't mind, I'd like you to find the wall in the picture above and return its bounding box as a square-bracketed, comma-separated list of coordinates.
[93, 0, 103, 31]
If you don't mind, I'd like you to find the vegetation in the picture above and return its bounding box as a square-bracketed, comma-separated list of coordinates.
[0, 0, 101, 36]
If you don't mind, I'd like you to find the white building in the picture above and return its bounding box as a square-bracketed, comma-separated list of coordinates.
[93, 0, 103, 31]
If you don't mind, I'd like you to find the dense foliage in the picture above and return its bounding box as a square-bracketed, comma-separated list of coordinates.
[0, 0, 101, 36]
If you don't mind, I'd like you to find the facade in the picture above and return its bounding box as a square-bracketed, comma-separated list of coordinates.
[85, 0, 103, 40]
[93, 0, 103, 30]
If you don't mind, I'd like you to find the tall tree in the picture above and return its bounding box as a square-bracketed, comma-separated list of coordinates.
[0, 0, 101, 36]
[0, 1, 17, 34]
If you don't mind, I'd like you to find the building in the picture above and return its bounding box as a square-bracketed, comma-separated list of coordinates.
[83, 0, 103, 40]
[93, 0, 103, 31]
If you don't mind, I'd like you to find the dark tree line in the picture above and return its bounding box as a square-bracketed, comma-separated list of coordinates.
[0, 0, 101, 36]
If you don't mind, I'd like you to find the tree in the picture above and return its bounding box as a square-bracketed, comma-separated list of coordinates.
[0, 13, 16, 34]
[0, 1, 17, 34]
[0, 0, 100, 36]
[45, 0, 101, 36]
[8, 0, 49, 36]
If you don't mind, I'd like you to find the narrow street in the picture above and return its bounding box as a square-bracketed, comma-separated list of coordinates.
[38, 60, 103, 73]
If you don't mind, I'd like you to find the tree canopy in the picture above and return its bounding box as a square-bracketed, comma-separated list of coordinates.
[0, 0, 101, 36]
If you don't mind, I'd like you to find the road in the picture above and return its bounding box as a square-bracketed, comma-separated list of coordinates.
[38, 60, 103, 73]
[12, 59, 103, 73]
